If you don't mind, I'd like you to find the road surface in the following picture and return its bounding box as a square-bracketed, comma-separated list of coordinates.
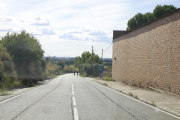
[0, 74, 179, 120]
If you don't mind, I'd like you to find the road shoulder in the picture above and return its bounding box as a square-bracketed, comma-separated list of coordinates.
[87, 77, 180, 117]
[0, 79, 53, 102]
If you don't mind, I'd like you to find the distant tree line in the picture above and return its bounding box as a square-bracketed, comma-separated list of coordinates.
[126, 5, 177, 31]
[75, 51, 103, 77]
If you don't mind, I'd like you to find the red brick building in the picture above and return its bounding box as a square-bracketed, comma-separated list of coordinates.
[112, 8, 180, 94]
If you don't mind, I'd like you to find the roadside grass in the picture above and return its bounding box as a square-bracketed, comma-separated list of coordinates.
[151, 100, 156, 106]
[0, 89, 11, 96]
[102, 77, 112, 81]
[103, 83, 108, 86]
[89, 75, 94, 78]
[0, 79, 23, 96]
[135, 95, 138, 99]
[128, 92, 133, 97]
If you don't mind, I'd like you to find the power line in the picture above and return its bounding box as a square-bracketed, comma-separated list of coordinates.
[94, 49, 101, 55]
[104, 42, 112, 53]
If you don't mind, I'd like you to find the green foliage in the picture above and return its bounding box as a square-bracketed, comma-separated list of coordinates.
[151, 100, 156, 106]
[126, 5, 177, 31]
[44, 60, 60, 79]
[1, 31, 44, 82]
[79, 71, 87, 77]
[27, 80, 34, 87]
[76, 51, 102, 77]
[80, 63, 100, 77]
[128, 92, 133, 97]
[63, 66, 74, 73]
[0, 44, 17, 81]
[75, 51, 103, 69]
[135, 95, 138, 99]
[103, 83, 108, 86]
[57, 61, 65, 69]
[89, 75, 94, 78]
[102, 77, 112, 81]
[153, 5, 177, 19]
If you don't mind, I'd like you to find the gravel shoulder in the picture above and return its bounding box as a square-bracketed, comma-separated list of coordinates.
[0, 78, 53, 102]
[89, 78, 180, 117]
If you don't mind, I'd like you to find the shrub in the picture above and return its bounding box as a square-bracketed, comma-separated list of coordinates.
[103, 83, 108, 86]
[63, 66, 74, 73]
[89, 75, 94, 78]
[0, 45, 17, 82]
[80, 63, 100, 77]
[128, 92, 133, 97]
[152, 100, 156, 106]
[135, 95, 138, 99]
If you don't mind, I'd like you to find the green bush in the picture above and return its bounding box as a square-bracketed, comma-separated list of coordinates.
[102, 77, 112, 81]
[1, 31, 44, 82]
[27, 80, 34, 87]
[89, 75, 94, 78]
[80, 63, 100, 77]
[79, 71, 87, 77]
[128, 92, 133, 97]
[44, 61, 60, 79]
[0, 45, 17, 81]
[63, 66, 74, 73]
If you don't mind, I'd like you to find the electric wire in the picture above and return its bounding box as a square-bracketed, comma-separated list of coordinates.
[104, 42, 112, 53]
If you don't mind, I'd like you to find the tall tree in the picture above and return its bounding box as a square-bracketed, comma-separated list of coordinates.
[153, 5, 177, 18]
[1, 30, 44, 82]
[126, 5, 177, 31]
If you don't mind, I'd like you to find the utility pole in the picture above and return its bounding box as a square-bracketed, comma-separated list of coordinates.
[101, 49, 103, 59]
[91, 45, 93, 74]
[64, 56, 65, 67]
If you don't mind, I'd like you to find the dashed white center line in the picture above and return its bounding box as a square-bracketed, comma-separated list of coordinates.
[72, 97, 76, 106]
[71, 80, 79, 120]
[73, 107, 79, 120]
[72, 91, 74, 96]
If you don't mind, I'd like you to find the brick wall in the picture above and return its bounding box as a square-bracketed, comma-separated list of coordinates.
[112, 9, 180, 94]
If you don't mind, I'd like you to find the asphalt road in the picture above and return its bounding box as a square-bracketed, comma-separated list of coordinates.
[0, 74, 179, 120]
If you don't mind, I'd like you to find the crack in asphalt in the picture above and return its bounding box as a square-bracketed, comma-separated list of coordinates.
[84, 80, 150, 120]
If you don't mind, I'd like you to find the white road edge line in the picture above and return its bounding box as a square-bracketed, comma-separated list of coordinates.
[0, 76, 64, 104]
[91, 80, 180, 119]
[0, 86, 38, 104]
[73, 107, 79, 120]
[72, 97, 76, 106]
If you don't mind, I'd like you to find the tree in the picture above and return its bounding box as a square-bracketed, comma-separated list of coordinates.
[0, 44, 17, 81]
[144, 12, 154, 22]
[153, 5, 177, 18]
[126, 5, 177, 31]
[57, 61, 65, 69]
[1, 30, 44, 82]
[75, 51, 103, 77]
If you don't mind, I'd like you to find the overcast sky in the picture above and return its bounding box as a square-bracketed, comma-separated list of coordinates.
[0, 0, 179, 58]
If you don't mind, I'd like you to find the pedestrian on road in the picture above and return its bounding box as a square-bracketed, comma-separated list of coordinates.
[74, 71, 75, 76]
[77, 71, 78, 76]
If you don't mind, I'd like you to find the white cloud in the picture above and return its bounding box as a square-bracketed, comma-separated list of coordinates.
[36, 26, 55, 35]
[59, 26, 112, 43]
[0, 3, 9, 14]
[29, 17, 50, 26]
[0, 26, 13, 32]
[0, 15, 13, 22]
